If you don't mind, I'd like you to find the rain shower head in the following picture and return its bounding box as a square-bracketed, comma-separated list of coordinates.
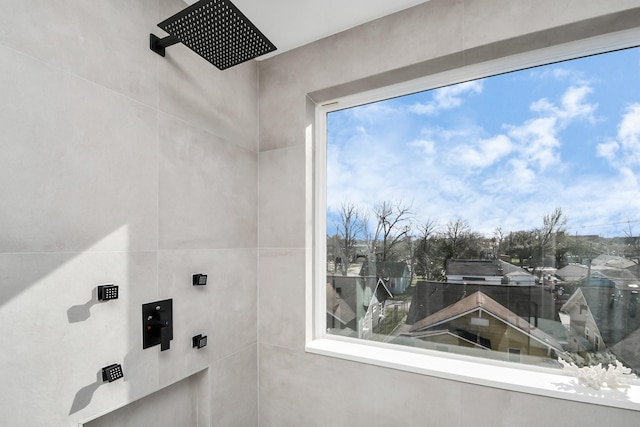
[150, 0, 276, 70]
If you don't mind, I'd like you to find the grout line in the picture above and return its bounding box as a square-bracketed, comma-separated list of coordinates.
[155, 0, 162, 393]
[256, 60, 261, 427]
[156, 0, 162, 304]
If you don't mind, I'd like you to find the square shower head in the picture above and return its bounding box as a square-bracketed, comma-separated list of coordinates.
[154, 0, 276, 70]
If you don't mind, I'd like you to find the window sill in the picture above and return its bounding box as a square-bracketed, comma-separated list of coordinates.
[305, 337, 640, 411]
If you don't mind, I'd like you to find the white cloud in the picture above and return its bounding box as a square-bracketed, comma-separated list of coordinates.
[448, 135, 513, 168]
[506, 116, 560, 171]
[618, 103, 640, 162]
[596, 140, 619, 161]
[529, 85, 597, 122]
[529, 67, 589, 85]
[420, 125, 484, 142]
[500, 84, 598, 174]
[620, 166, 640, 189]
[408, 103, 437, 115]
[530, 98, 556, 114]
[560, 86, 597, 120]
[597, 103, 640, 166]
[409, 139, 436, 160]
[408, 80, 483, 115]
[508, 158, 536, 185]
[411, 83, 596, 186]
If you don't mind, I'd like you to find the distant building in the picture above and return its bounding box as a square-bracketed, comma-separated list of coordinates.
[556, 264, 589, 282]
[559, 288, 609, 364]
[590, 267, 639, 289]
[407, 291, 564, 362]
[327, 274, 393, 339]
[359, 261, 411, 295]
[592, 254, 637, 269]
[569, 283, 640, 348]
[556, 258, 640, 369]
[446, 259, 535, 286]
[406, 280, 556, 326]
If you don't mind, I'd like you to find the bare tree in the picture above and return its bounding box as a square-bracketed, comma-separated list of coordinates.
[414, 218, 439, 279]
[534, 207, 567, 269]
[371, 200, 413, 261]
[334, 202, 365, 275]
[624, 220, 640, 279]
[403, 225, 416, 287]
[441, 217, 471, 261]
[493, 227, 505, 259]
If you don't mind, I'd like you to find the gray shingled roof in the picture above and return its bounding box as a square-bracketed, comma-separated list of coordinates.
[446, 259, 503, 276]
[359, 261, 409, 278]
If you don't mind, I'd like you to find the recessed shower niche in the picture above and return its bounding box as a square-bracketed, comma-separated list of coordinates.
[82, 369, 208, 427]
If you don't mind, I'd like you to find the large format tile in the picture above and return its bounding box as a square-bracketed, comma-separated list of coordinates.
[0, 46, 158, 253]
[157, 248, 257, 385]
[259, 343, 462, 427]
[158, 0, 258, 152]
[210, 345, 258, 427]
[258, 59, 307, 152]
[0, 0, 158, 106]
[0, 251, 159, 426]
[459, 385, 640, 427]
[158, 114, 257, 250]
[258, 248, 305, 350]
[258, 145, 306, 248]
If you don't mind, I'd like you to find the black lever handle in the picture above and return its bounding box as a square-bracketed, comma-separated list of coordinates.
[160, 325, 171, 351]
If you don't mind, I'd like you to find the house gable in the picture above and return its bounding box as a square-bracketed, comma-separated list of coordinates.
[410, 291, 563, 356]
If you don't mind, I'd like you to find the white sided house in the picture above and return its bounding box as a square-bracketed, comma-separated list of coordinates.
[446, 259, 535, 286]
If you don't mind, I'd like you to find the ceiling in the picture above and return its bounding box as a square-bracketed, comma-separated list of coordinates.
[184, 0, 430, 59]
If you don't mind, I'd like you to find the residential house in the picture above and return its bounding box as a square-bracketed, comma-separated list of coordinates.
[446, 259, 505, 285]
[359, 261, 411, 295]
[592, 254, 637, 269]
[554, 260, 640, 369]
[406, 280, 557, 326]
[326, 282, 357, 331]
[556, 264, 590, 282]
[327, 274, 393, 339]
[562, 281, 640, 353]
[559, 288, 609, 365]
[589, 266, 640, 289]
[446, 259, 535, 286]
[407, 291, 564, 363]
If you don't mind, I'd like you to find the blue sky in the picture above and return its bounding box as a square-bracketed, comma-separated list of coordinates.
[327, 47, 640, 238]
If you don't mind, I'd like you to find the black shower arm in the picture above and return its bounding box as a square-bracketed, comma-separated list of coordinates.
[150, 34, 180, 57]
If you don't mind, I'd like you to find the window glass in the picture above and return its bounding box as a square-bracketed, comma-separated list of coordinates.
[325, 46, 640, 372]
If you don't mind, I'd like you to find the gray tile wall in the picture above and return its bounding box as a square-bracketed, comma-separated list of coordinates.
[257, 0, 640, 426]
[0, 0, 257, 425]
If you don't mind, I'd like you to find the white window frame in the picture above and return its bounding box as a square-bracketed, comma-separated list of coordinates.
[307, 27, 640, 411]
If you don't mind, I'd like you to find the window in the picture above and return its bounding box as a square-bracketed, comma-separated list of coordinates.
[508, 348, 522, 363]
[310, 29, 640, 409]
